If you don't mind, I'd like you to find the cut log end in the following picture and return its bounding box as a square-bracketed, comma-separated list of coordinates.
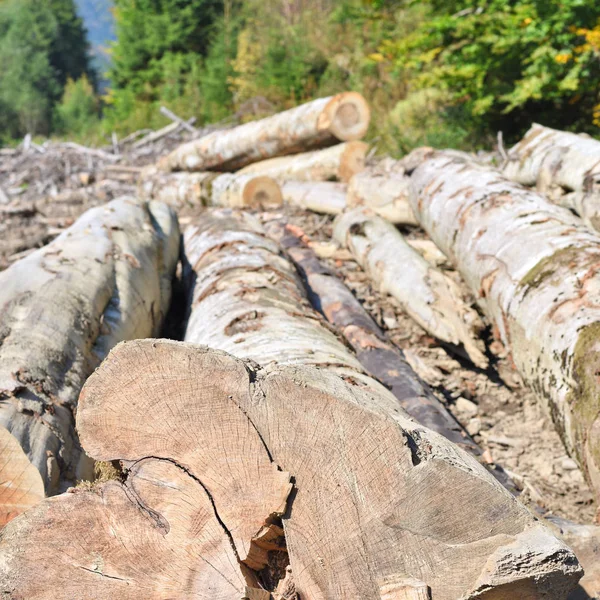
[243, 176, 283, 209]
[321, 91, 371, 141]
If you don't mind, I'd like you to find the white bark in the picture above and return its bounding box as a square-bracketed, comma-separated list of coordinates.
[0, 197, 179, 525]
[503, 124, 600, 229]
[409, 148, 600, 497]
[238, 141, 368, 182]
[158, 93, 371, 172]
[139, 169, 282, 210]
[280, 180, 347, 214]
[347, 157, 419, 225]
[333, 208, 488, 368]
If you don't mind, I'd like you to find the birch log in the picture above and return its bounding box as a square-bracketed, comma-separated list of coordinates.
[0, 197, 179, 526]
[503, 124, 600, 228]
[139, 169, 282, 210]
[409, 148, 600, 498]
[158, 92, 371, 172]
[347, 157, 419, 225]
[0, 210, 582, 599]
[238, 141, 368, 182]
[280, 180, 347, 214]
[334, 207, 488, 368]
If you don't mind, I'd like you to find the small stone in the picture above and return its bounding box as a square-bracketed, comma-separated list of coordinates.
[466, 417, 482, 436]
[455, 396, 478, 418]
[560, 457, 578, 472]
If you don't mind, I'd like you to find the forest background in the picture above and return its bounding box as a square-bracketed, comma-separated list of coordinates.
[1, 0, 600, 155]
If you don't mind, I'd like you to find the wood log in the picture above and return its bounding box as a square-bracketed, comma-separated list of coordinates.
[158, 92, 371, 172]
[0, 197, 179, 526]
[347, 157, 419, 225]
[503, 124, 600, 229]
[238, 141, 368, 182]
[280, 180, 347, 214]
[409, 148, 600, 500]
[0, 210, 582, 599]
[333, 207, 488, 368]
[139, 169, 282, 210]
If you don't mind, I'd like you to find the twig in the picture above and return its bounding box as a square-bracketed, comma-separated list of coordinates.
[497, 131, 508, 164]
[112, 132, 120, 155]
[62, 142, 121, 162]
[0, 185, 10, 205]
[160, 106, 197, 133]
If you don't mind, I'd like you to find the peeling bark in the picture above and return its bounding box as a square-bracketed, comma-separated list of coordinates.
[333, 207, 488, 368]
[347, 157, 419, 225]
[139, 169, 282, 210]
[409, 148, 600, 499]
[0, 197, 179, 525]
[158, 93, 371, 172]
[503, 124, 600, 229]
[238, 141, 368, 182]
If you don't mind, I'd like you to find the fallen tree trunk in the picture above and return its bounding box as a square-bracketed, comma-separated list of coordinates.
[266, 221, 497, 465]
[280, 180, 347, 214]
[0, 197, 179, 526]
[347, 157, 419, 225]
[503, 124, 600, 229]
[409, 148, 600, 500]
[158, 92, 371, 172]
[238, 141, 368, 182]
[334, 207, 488, 368]
[0, 209, 582, 599]
[139, 169, 282, 210]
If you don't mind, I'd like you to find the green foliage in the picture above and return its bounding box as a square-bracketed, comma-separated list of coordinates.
[0, 0, 94, 139]
[54, 75, 100, 136]
[381, 0, 600, 142]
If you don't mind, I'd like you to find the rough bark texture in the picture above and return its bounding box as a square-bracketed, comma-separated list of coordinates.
[503, 124, 600, 229]
[280, 181, 347, 214]
[0, 197, 179, 526]
[347, 158, 419, 225]
[238, 141, 368, 182]
[334, 207, 488, 368]
[409, 148, 600, 500]
[158, 93, 371, 172]
[139, 169, 282, 210]
[0, 210, 583, 599]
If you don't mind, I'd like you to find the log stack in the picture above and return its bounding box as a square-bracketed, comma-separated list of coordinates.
[0, 209, 583, 599]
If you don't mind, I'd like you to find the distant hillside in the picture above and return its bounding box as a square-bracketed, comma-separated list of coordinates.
[75, 0, 115, 89]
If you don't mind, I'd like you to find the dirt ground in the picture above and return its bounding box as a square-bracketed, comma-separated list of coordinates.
[1, 142, 597, 528]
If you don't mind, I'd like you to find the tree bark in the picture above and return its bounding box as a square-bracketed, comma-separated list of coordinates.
[139, 169, 282, 210]
[238, 141, 368, 182]
[0, 209, 582, 599]
[503, 124, 600, 229]
[409, 148, 600, 500]
[280, 181, 347, 214]
[347, 158, 419, 225]
[158, 93, 371, 172]
[333, 207, 488, 368]
[0, 197, 179, 526]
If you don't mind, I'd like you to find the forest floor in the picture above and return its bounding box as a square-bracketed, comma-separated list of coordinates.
[0, 132, 596, 526]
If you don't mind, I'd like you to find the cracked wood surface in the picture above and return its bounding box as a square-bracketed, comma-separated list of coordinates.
[238, 142, 368, 183]
[139, 169, 282, 210]
[0, 197, 179, 526]
[333, 207, 488, 369]
[158, 93, 370, 173]
[347, 157, 419, 225]
[409, 148, 600, 502]
[503, 124, 600, 230]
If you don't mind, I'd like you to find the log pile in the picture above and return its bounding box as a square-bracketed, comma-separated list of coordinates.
[3, 94, 600, 598]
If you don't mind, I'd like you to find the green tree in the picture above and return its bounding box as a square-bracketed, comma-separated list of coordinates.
[0, 0, 93, 138]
